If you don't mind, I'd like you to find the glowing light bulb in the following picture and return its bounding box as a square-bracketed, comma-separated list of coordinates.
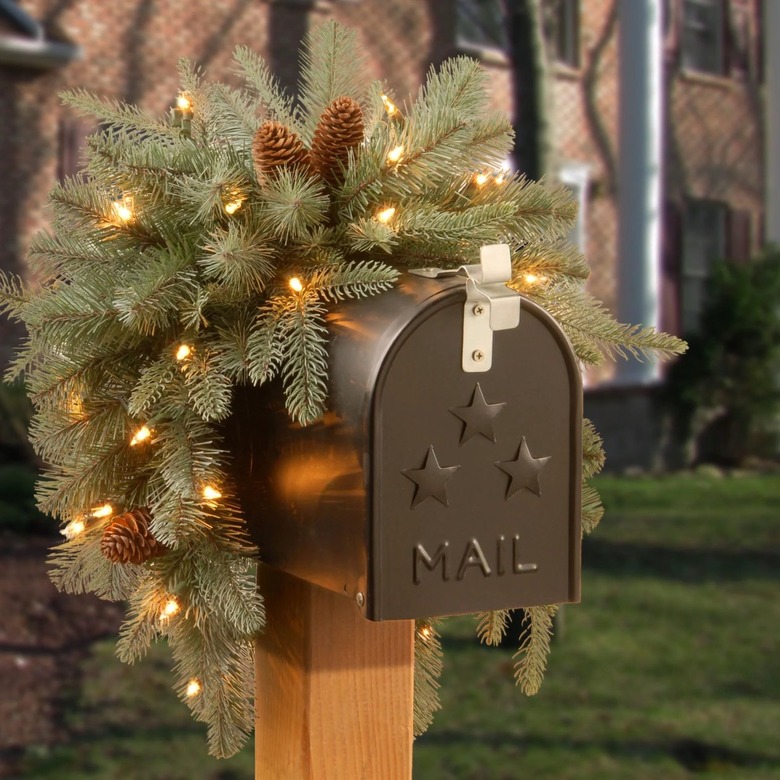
[495, 162, 511, 186]
[289, 277, 303, 293]
[202, 485, 222, 501]
[176, 344, 192, 362]
[186, 679, 202, 697]
[224, 199, 243, 215]
[176, 94, 192, 111]
[419, 625, 432, 640]
[523, 273, 546, 286]
[91, 503, 114, 519]
[375, 206, 396, 224]
[475, 173, 489, 187]
[112, 197, 134, 223]
[130, 425, 152, 446]
[68, 392, 84, 415]
[381, 94, 398, 116]
[162, 598, 180, 618]
[387, 145, 404, 164]
[62, 519, 86, 540]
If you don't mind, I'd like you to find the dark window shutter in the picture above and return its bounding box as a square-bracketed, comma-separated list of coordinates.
[57, 118, 92, 180]
[727, 208, 752, 265]
[661, 200, 684, 335]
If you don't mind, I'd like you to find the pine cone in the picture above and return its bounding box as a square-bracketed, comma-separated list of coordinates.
[100, 508, 165, 565]
[311, 96, 365, 187]
[252, 120, 311, 179]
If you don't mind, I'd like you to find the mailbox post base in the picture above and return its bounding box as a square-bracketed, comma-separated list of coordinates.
[255, 566, 415, 779]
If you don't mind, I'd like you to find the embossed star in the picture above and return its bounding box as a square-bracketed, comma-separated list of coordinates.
[449, 383, 507, 445]
[497, 437, 551, 499]
[402, 445, 460, 509]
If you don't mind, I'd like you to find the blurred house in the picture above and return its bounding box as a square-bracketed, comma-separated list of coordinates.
[0, 0, 773, 468]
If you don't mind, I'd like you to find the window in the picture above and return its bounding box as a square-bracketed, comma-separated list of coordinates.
[681, 199, 727, 333]
[680, 0, 725, 75]
[456, 0, 507, 51]
[544, 0, 580, 68]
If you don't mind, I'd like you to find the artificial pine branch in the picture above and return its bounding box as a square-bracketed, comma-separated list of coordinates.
[582, 417, 606, 478]
[413, 620, 443, 736]
[477, 609, 510, 646]
[298, 21, 369, 144]
[513, 604, 558, 695]
[60, 88, 180, 142]
[233, 45, 302, 134]
[582, 481, 605, 535]
[0, 270, 32, 320]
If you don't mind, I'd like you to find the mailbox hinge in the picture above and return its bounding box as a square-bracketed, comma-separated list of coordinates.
[410, 244, 521, 372]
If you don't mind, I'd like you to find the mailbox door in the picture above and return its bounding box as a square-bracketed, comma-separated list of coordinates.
[369, 287, 581, 620]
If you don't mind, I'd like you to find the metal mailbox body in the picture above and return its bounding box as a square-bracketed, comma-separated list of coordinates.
[227, 274, 582, 621]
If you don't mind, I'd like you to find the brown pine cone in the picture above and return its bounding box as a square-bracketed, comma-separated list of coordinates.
[310, 96, 365, 187]
[252, 120, 311, 180]
[100, 508, 166, 565]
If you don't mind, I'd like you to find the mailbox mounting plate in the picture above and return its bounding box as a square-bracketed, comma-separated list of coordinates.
[410, 244, 521, 372]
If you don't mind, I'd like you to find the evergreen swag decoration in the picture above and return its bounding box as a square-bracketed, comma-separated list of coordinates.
[0, 21, 685, 758]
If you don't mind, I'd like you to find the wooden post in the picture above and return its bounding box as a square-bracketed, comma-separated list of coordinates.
[255, 566, 415, 779]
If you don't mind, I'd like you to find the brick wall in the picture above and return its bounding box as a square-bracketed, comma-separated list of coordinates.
[0, 0, 767, 391]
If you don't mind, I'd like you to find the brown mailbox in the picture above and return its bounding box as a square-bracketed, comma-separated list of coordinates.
[226, 246, 582, 620]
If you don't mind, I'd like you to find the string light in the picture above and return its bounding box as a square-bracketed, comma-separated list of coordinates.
[224, 198, 243, 215]
[67, 392, 84, 416]
[130, 425, 152, 446]
[186, 679, 202, 697]
[419, 624, 432, 640]
[495, 161, 511, 185]
[161, 598, 180, 619]
[375, 206, 396, 224]
[62, 519, 86, 540]
[474, 173, 489, 187]
[523, 273, 547, 286]
[176, 93, 192, 112]
[91, 503, 114, 519]
[176, 344, 193, 362]
[202, 485, 222, 501]
[386, 145, 404, 164]
[381, 94, 398, 116]
[112, 196, 134, 223]
[289, 277, 303, 293]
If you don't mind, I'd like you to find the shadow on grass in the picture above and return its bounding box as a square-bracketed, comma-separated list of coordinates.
[582, 538, 780, 582]
[417, 731, 780, 772]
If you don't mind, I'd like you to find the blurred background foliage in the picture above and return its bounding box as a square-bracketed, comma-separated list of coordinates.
[665, 246, 780, 466]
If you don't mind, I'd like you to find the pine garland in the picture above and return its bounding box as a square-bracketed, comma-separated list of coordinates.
[0, 20, 685, 757]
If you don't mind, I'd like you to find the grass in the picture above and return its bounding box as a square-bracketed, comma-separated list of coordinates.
[415, 474, 780, 779]
[14, 473, 780, 779]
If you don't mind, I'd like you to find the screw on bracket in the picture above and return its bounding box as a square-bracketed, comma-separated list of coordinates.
[472, 304, 485, 316]
[472, 350, 485, 362]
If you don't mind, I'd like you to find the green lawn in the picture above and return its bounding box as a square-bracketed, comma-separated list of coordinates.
[15, 474, 780, 779]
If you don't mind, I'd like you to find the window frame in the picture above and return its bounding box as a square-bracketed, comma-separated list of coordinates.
[544, 0, 580, 69]
[455, 0, 508, 55]
[679, 0, 727, 76]
[680, 197, 728, 334]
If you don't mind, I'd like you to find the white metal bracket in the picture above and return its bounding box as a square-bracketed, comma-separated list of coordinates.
[409, 244, 521, 372]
